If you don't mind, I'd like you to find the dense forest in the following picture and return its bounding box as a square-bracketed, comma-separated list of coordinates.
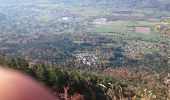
[0, 57, 169, 100]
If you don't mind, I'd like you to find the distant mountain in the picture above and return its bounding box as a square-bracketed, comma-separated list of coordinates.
[49, 0, 170, 11]
[104, 0, 170, 10]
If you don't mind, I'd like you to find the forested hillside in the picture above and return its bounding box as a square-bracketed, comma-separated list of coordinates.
[0, 57, 169, 99]
[0, 0, 170, 99]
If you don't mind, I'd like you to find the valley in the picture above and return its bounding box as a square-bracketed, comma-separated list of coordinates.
[0, 0, 170, 99]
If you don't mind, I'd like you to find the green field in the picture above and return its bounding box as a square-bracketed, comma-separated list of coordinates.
[94, 21, 135, 33]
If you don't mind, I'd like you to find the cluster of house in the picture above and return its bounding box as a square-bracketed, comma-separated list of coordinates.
[91, 18, 107, 26]
[51, 9, 77, 22]
[75, 53, 98, 66]
[57, 16, 76, 22]
[8, 6, 78, 34]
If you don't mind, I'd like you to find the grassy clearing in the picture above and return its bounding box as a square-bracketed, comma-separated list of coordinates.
[136, 21, 161, 26]
[92, 20, 164, 42]
[94, 20, 135, 33]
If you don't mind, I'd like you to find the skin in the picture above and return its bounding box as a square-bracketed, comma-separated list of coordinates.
[0, 67, 59, 100]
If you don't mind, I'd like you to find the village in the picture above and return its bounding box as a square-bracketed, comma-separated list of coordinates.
[0, 0, 170, 68]
[75, 53, 98, 66]
[1, 0, 170, 99]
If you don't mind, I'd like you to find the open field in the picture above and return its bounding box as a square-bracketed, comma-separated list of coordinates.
[94, 21, 134, 33]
